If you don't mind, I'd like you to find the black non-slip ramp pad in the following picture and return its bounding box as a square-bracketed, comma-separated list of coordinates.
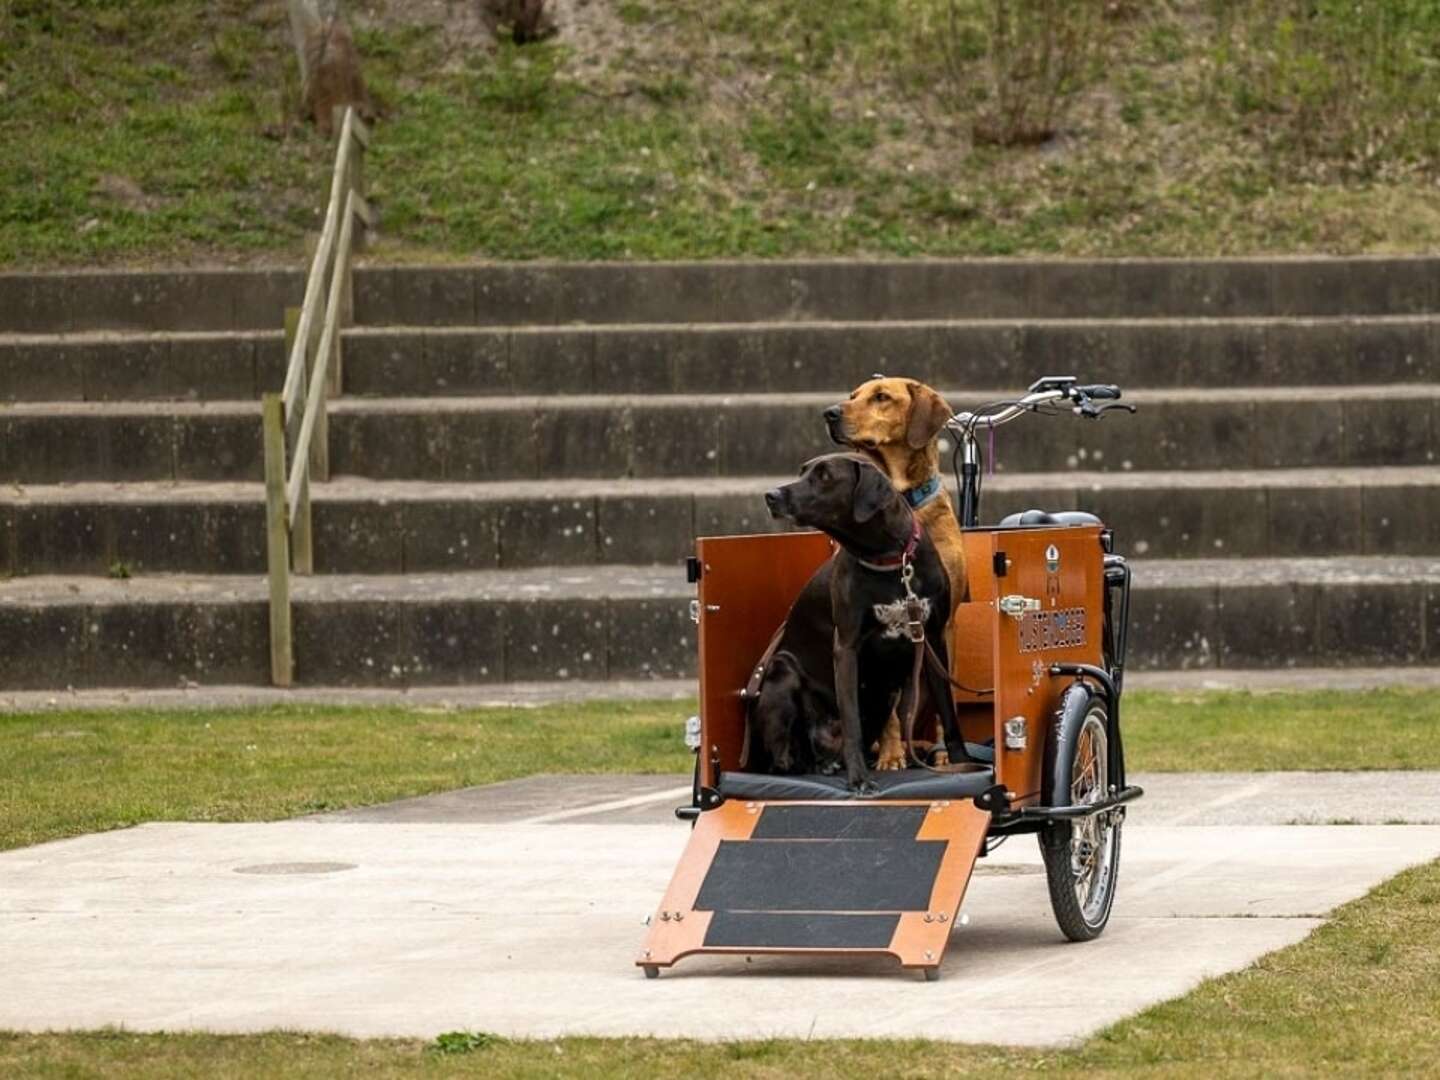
[696, 838, 944, 913]
[704, 912, 901, 950]
[751, 804, 930, 840]
[638, 798, 992, 975]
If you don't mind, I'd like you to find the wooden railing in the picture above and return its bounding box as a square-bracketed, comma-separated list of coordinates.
[262, 105, 373, 686]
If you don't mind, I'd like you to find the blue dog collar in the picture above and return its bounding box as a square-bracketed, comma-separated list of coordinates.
[904, 475, 942, 509]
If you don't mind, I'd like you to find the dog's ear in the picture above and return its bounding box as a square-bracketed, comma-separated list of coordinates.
[905, 381, 954, 450]
[852, 460, 892, 523]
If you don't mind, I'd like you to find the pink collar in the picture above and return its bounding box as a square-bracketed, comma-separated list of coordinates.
[856, 516, 922, 572]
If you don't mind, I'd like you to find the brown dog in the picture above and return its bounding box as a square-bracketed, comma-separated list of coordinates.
[824, 377, 966, 769]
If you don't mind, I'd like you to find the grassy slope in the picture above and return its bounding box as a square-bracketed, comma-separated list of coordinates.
[4, 688, 1440, 851]
[3, 0, 1439, 265]
[4, 855, 1439, 1077]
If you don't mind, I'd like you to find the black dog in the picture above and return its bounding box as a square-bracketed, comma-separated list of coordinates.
[754, 454, 967, 794]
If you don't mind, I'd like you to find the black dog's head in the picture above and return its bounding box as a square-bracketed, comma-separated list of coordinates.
[764, 453, 898, 534]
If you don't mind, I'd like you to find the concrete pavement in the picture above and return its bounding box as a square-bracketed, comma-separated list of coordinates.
[2, 772, 1440, 1044]
[318, 770, 1440, 827]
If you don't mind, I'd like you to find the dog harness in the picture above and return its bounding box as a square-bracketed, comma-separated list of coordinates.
[903, 474, 942, 510]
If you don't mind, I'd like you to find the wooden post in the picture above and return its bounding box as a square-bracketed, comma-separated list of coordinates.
[262, 393, 294, 687]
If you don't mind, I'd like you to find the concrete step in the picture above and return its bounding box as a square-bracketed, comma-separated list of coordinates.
[5, 316, 1432, 404]
[4, 258, 1437, 334]
[5, 468, 1438, 577]
[0, 331, 284, 403]
[342, 317, 1437, 398]
[2, 557, 1437, 689]
[2, 387, 1435, 484]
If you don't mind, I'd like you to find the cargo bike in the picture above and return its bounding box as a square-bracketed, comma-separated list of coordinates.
[639, 377, 1144, 980]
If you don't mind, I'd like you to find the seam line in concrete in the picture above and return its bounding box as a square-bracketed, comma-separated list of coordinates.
[1160, 777, 1281, 827]
[514, 785, 693, 825]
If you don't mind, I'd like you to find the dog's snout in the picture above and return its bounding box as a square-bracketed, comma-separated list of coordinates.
[764, 487, 785, 516]
[823, 404, 843, 423]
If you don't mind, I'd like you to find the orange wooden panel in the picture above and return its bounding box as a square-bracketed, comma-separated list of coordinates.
[990, 527, 1105, 801]
[960, 531, 998, 601]
[637, 799, 991, 975]
[950, 600, 994, 709]
[891, 799, 991, 969]
[639, 800, 758, 967]
[695, 532, 835, 788]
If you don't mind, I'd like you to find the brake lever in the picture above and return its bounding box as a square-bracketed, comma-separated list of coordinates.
[1073, 400, 1137, 420]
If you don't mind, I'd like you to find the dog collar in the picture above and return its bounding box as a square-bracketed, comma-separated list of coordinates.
[904, 475, 942, 509]
[856, 516, 922, 572]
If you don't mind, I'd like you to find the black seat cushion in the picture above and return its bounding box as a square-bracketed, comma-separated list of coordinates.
[719, 766, 995, 802]
[997, 508, 1104, 528]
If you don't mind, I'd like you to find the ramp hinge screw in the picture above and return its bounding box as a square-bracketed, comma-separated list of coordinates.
[660, 911, 671, 921]
[924, 913, 934, 923]
[925, 951, 934, 960]
[938, 912, 948, 923]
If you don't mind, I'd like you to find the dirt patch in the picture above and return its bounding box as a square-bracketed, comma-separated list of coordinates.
[355, 0, 627, 77]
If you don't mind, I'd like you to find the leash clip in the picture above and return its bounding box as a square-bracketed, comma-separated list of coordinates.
[902, 561, 926, 642]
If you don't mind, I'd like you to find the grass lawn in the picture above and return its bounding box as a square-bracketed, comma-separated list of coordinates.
[4, 688, 1440, 852]
[3, 687, 1439, 1075]
[3, 854, 1438, 1077]
[5, 2, 1440, 265]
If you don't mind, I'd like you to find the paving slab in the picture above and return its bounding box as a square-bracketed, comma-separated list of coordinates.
[2, 813, 1439, 1044]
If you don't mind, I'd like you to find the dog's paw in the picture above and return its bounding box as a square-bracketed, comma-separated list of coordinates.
[875, 740, 907, 771]
[932, 746, 951, 767]
[849, 778, 880, 798]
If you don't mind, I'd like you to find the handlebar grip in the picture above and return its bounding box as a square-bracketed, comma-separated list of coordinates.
[1076, 384, 1121, 400]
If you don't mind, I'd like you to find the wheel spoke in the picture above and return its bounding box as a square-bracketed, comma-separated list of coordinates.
[1068, 711, 1111, 921]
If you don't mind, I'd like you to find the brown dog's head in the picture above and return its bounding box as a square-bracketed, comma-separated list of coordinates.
[822, 378, 954, 484]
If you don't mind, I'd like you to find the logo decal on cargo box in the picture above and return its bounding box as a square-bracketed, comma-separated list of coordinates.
[1018, 607, 1087, 653]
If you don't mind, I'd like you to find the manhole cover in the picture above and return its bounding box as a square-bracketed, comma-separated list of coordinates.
[233, 861, 357, 875]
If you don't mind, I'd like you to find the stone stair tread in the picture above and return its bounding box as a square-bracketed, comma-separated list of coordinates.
[8, 257, 1440, 335]
[349, 313, 1440, 334]
[6, 384, 1436, 417]
[6, 465, 1440, 507]
[0, 329, 281, 346]
[0, 566, 694, 606]
[6, 556, 1438, 609]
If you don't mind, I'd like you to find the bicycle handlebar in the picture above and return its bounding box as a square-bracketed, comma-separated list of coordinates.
[947, 377, 1133, 434]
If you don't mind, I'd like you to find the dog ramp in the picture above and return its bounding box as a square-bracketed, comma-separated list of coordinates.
[638, 799, 990, 980]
